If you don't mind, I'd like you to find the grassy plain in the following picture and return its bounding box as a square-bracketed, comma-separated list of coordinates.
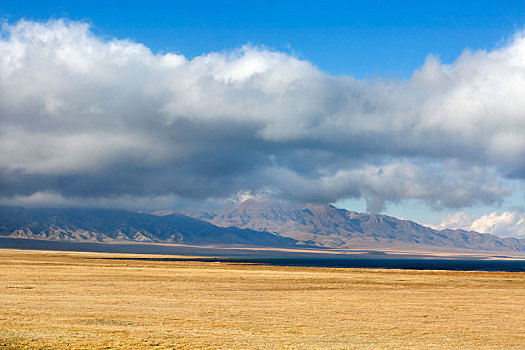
[1, 249, 524, 349]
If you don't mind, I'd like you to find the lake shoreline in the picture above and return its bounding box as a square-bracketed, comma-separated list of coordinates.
[2, 237, 525, 272]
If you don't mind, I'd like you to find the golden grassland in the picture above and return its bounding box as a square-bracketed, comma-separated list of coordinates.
[0, 249, 524, 349]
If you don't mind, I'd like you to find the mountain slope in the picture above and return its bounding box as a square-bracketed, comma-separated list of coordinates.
[198, 197, 525, 252]
[0, 206, 297, 247]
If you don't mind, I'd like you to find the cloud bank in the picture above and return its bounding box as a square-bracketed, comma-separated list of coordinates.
[433, 211, 525, 238]
[1, 19, 524, 213]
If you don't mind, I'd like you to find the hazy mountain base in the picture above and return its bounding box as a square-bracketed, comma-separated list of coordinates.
[4, 237, 525, 262]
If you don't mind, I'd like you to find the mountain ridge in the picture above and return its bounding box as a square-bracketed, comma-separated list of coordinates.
[0, 206, 297, 247]
[187, 196, 525, 252]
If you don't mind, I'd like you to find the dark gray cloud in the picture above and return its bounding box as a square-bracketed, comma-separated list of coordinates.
[1, 19, 524, 212]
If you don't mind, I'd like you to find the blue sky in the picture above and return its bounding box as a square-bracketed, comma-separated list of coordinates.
[2, 1, 525, 77]
[1, 1, 524, 236]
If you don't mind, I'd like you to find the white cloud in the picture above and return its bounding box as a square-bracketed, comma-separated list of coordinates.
[431, 212, 474, 231]
[433, 211, 525, 238]
[471, 212, 525, 238]
[0, 19, 524, 212]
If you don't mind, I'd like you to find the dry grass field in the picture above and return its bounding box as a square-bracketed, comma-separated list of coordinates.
[1, 249, 524, 349]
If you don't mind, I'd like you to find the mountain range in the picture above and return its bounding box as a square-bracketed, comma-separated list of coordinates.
[1, 197, 525, 252]
[0, 206, 296, 247]
[186, 195, 525, 252]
